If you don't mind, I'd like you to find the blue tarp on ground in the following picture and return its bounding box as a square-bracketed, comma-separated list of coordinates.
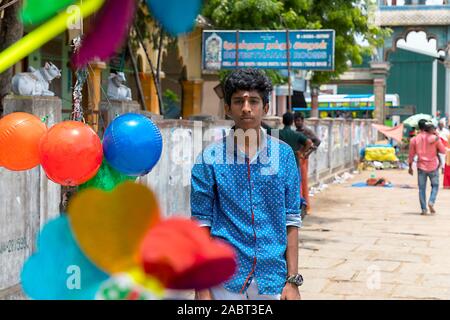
[351, 182, 393, 188]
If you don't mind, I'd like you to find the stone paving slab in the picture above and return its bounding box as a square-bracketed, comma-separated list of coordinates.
[300, 169, 450, 300]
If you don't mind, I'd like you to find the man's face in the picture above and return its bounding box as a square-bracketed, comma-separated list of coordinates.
[225, 90, 268, 131]
[438, 123, 444, 130]
[295, 117, 304, 129]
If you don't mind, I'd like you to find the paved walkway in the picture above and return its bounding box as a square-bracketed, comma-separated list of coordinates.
[300, 169, 450, 300]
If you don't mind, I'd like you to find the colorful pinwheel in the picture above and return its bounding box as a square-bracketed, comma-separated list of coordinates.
[0, 0, 204, 73]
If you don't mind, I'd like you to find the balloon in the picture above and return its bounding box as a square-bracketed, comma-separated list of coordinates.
[0, 112, 47, 171]
[20, 0, 76, 25]
[67, 182, 161, 274]
[96, 270, 164, 300]
[145, 0, 203, 35]
[0, 0, 105, 73]
[21, 216, 109, 300]
[39, 121, 103, 186]
[139, 218, 237, 290]
[103, 113, 162, 176]
[77, 160, 136, 192]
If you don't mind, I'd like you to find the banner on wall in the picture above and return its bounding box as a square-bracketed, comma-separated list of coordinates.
[202, 30, 335, 71]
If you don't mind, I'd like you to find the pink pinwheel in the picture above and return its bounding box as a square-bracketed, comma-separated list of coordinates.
[72, 0, 136, 68]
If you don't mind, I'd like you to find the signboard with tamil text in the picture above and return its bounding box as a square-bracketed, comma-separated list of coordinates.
[202, 30, 335, 71]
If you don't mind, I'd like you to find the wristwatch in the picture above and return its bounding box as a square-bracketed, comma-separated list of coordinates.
[286, 274, 304, 286]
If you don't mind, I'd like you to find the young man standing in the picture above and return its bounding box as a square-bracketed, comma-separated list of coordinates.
[408, 120, 446, 215]
[191, 69, 303, 300]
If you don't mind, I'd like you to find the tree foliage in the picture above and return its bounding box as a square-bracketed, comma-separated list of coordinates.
[202, 0, 390, 85]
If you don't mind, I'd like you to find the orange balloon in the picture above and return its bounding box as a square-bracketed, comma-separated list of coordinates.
[0, 112, 47, 171]
[39, 121, 103, 186]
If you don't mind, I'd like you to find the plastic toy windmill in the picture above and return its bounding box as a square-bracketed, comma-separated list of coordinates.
[0, 0, 205, 73]
[0, 0, 104, 73]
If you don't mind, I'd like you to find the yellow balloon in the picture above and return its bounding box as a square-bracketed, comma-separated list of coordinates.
[67, 181, 161, 274]
[0, 0, 105, 73]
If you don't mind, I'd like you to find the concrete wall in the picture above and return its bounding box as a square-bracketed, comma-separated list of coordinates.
[140, 117, 377, 217]
[0, 96, 62, 299]
[0, 105, 375, 299]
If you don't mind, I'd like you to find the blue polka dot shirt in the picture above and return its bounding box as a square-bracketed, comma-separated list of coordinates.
[190, 130, 302, 295]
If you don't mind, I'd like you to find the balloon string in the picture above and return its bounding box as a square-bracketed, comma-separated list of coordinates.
[71, 36, 86, 122]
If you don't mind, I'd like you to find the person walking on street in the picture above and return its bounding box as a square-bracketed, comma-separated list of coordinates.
[408, 119, 446, 215]
[279, 112, 313, 166]
[294, 112, 321, 214]
[191, 69, 303, 300]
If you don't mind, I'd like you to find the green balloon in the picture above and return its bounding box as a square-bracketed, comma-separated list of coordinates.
[78, 161, 136, 192]
[21, 0, 76, 25]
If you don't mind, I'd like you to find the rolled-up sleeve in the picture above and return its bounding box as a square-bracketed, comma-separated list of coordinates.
[190, 153, 215, 227]
[284, 149, 302, 228]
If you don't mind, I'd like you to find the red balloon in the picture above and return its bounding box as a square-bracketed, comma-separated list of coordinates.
[39, 121, 103, 186]
[139, 218, 236, 290]
[0, 112, 47, 171]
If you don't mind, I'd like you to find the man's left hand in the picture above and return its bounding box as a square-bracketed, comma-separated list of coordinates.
[280, 283, 301, 300]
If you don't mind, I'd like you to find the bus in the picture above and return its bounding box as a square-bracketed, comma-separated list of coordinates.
[293, 94, 400, 119]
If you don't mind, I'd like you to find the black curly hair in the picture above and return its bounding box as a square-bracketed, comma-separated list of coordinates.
[222, 69, 273, 106]
[283, 112, 294, 126]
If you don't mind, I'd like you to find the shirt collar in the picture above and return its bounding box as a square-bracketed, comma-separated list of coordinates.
[227, 126, 268, 164]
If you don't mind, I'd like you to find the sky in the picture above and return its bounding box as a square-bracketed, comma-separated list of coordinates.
[385, 0, 444, 4]
[357, 0, 448, 58]
[397, 31, 446, 57]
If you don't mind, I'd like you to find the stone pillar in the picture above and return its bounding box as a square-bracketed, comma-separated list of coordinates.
[373, 78, 386, 122]
[84, 61, 106, 133]
[100, 100, 141, 134]
[370, 61, 390, 130]
[139, 72, 160, 115]
[182, 79, 203, 118]
[310, 85, 320, 118]
[444, 58, 450, 118]
[276, 95, 287, 117]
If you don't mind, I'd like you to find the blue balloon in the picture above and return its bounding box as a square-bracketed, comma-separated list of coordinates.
[103, 113, 163, 176]
[21, 216, 109, 300]
[146, 0, 203, 35]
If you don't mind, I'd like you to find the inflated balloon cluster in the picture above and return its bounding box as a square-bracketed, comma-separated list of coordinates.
[21, 182, 237, 300]
[0, 112, 163, 186]
[1, 112, 237, 299]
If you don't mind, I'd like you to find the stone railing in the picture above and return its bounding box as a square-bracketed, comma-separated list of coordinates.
[139, 117, 378, 217]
